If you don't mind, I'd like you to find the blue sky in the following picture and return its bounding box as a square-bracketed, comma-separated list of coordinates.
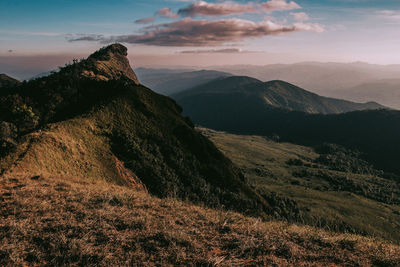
[1, 0, 400, 78]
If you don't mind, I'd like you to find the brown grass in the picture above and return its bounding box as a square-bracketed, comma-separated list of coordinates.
[1, 173, 400, 266]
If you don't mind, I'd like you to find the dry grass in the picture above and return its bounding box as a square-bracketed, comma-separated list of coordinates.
[1, 173, 399, 266]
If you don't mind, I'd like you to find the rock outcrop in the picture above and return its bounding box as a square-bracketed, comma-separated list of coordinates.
[80, 43, 139, 84]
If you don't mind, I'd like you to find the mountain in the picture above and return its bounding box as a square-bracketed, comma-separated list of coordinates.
[212, 62, 400, 96]
[0, 44, 269, 216]
[173, 76, 385, 115]
[0, 74, 20, 88]
[326, 79, 400, 110]
[136, 67, 231, 95]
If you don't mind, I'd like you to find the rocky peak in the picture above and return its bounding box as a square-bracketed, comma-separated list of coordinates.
[80, 43, 139, 84]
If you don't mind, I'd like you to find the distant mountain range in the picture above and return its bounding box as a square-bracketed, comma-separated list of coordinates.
[211, 62, 400, 96]
[135, 67, 231, 95]
[173, 76, 385, 115]
[136, 63, 400, 109]
[326, 79, 400, 110]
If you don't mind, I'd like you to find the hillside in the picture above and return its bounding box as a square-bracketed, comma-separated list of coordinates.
[173, 81, 400, 174]
[200, 128, 400, 243]
[0, 44, 269, 216]
[173, 76, 385, 115]
[0, 74, 20, 88]
[136, 68, 231, 95]
[1, 173, 399, 266]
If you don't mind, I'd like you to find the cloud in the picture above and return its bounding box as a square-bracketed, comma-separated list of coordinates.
[178, 1, 256, 17]
[68, 18, 324, 47]
[156, 8, 179, 18]
[260, 0, 301, 13]
[293, 22, 324, 32]
[376, 10, 400, 21]
[66, 34, 105, 42]
[291, 12, 309, 21]
[8, 49, 13, 53]
[135, 17, 156, 24]
[178, 48, 260, 54]
[178, 0, 300, 17]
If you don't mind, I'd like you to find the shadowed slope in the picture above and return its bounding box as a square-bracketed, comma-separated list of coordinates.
[0, 74, 21, 88]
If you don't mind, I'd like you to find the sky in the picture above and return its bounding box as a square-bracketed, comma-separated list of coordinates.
[1, 0, 400, 78]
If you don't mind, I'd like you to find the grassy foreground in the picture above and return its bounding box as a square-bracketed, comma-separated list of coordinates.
[1, 173, 399, 266]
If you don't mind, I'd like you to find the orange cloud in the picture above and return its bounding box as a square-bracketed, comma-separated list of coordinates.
[69, 18, 324, 47]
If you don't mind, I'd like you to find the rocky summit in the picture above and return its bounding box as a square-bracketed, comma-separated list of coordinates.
[80, 43, 139, 84]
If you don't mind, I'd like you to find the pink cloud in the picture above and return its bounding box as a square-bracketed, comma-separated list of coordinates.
[135, 17, 155, 24]
[69, 18, 324, 47]
[179, 48, 260, 54]
[260, 0, 301, 13]
[156, 8, 179, 18]
[178, 0, 301, 17]
[178, 1, 256, 17]
[291, 12, 310, 21]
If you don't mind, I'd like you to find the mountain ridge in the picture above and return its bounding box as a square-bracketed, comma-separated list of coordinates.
[136, 68, 231, 95]
[173, 76, 386, 114]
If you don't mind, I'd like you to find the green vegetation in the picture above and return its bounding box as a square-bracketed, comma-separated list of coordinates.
[200, 128, 400, 243]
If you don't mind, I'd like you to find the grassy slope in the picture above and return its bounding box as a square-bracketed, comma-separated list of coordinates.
[1, 117, 125, 184]
[1, 173, 400, 266]
[200, 128, 400, 243]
